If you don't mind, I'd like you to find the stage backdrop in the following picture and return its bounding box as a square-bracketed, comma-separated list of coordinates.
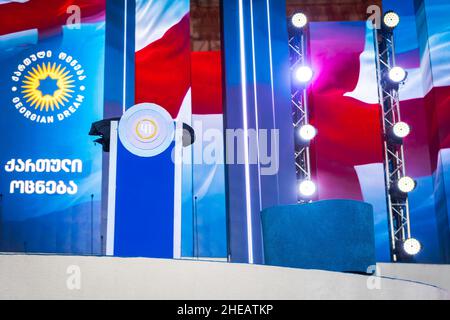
[301, 0, 450, 263]
[0, 0, 105, 254]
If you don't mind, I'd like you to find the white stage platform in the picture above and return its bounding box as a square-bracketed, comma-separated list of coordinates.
[0, 254, 449, 300]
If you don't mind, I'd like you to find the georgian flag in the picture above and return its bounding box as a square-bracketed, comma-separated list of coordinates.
[0, 0, 104, 36]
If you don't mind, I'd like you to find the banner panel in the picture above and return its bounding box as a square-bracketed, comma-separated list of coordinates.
[0, 1, 105, 254]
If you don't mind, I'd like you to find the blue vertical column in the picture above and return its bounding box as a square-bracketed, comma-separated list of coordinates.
[414, 0, 450, 262]
[102, 0, 136, 255]
[435, 151, 450, 261]
[256, 0, 297, 209]
[222, 0, 297, 264]
[104, 0, 135, 117]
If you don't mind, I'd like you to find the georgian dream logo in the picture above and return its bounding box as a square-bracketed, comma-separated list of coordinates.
[11, 50, 86, 124]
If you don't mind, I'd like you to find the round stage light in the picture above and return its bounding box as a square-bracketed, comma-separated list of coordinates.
[388, 67, 407, 83]
[393, 122, 411, 139]
[299, 124, 317, 141]
[295, 66, 314, 83]
[292, 13, 308, 29]
[299, 180, 316, 197]
[383, 11, 400, 29]
[403, 238, 421, 256]
[397, 176, 416, 194]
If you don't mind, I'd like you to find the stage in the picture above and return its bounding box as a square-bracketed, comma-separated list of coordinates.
[0, 254, 448, 300]
[1, 0, 450, 302]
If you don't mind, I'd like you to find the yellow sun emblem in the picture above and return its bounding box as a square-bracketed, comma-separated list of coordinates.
[21, 62, 75, 112]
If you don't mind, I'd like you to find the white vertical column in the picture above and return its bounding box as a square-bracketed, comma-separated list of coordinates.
[106, 121, 119, 256]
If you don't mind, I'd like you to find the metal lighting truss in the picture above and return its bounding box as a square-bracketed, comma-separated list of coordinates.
[288, 25, 312, 203]
[374, 28, 412, 262]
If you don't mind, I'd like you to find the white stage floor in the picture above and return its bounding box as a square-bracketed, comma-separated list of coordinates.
[0, 254, 449, 300]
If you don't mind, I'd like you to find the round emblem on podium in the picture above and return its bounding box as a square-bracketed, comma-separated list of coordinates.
[119, 103, 175, 157]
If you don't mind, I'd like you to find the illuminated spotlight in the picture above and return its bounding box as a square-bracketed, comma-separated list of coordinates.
[383, 11, 400, 29]
[298, 124, 317, 141]
[294, 66, 314, 83]
[403, 238, 421, 256]
[292, 12, 308, 29]
[388, 66, 408, 83]
[397, 176, 417, 194]
[299, 180, 316, 197]
[392, 122, 411, 139]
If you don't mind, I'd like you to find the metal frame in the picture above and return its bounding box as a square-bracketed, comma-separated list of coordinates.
[374, 27, 412, 262]
[288, 24, 313, 203]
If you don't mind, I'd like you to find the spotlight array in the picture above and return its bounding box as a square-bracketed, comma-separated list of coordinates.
[376, 10, 421, 258]
[290, 13, 318, 200]
[290, 10, 421, 257]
